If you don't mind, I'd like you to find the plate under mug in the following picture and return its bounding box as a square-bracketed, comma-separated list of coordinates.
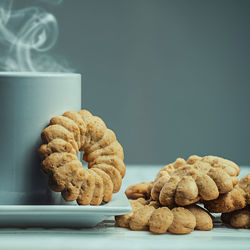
[0, 192, 131, 228]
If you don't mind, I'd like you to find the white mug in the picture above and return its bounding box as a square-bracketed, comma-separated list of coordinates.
[0, 72, 81, 205]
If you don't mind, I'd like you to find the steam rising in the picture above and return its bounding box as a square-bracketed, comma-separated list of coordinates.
[0, 0, 72, 72]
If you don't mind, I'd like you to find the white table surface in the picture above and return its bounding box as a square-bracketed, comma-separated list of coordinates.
[0, 165, 250, 250]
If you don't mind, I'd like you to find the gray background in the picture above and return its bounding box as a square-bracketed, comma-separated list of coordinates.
[16, 0, 250, 165]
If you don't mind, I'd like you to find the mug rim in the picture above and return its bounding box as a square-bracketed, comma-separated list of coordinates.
[0, 72, 81, 78]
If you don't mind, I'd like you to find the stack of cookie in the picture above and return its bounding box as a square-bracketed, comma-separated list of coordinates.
[116, 197, 213, 234]
[206, 173, 250, 229]
[116, 155, 250, 234]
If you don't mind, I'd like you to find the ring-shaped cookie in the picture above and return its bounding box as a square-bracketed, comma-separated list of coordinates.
[39, 109, 125, 206]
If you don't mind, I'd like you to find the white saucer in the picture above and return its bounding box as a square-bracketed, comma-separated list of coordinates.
[0, 192, 131, 228]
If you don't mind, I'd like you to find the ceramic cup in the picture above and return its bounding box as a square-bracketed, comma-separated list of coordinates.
[0, 72, 81, 205]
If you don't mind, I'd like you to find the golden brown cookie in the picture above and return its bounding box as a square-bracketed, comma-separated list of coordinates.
[221, 206, 250, 229]
[116, 198, 213, 234]
[204, 174, 250, 213]
[39, 109, 126, 206]
[125, 182, 153, 200]
[152, 156, 239, 207]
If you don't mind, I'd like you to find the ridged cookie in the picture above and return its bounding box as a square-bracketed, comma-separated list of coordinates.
[39, 109, 126, 205]
[151, 155, 239, 207]
[115, 198, 213, 234]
